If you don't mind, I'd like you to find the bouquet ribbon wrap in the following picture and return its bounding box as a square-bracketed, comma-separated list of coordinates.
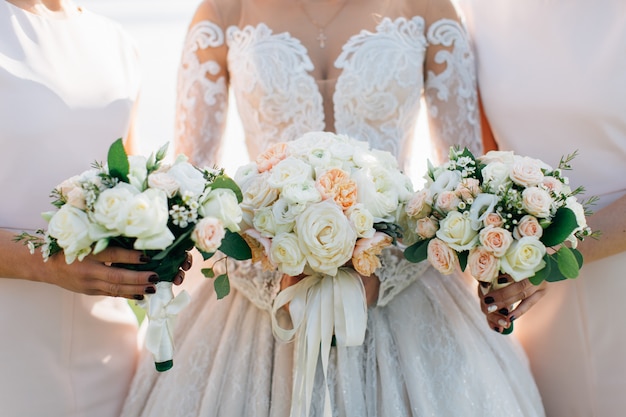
[271, 268, 367, 417]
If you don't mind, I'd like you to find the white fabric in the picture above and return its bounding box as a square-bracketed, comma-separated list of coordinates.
[0, 2, 141, 416]
[122, 1, 544, 415]
[458, 1, 626, 415]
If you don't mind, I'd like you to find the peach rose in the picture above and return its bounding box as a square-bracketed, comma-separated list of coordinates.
[436, 190, 461, 213]
[427, 238, 458, 275]
[256, 142, 288, 173]
[510, 156, 546, 187]
[483, 212, 504, 228]
[192, 217, 226, 254]
[479, 226, 513, 257]
[522, 187, 552, 218]
[405, 189, 432, 219]
[352, 232, 393, 276]
[315, 168, 358, 211]
[415, 217, 438, 239]
[513, 215, 543, 239]
[455, 178, 480, 201]
[541, 176, 563, 194]
[467, 246, 500, 283]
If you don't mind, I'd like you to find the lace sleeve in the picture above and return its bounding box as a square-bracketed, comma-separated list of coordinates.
[174, 19, 229, 168]
[424, 18, 482, 164]
[377, 17, 482, 307]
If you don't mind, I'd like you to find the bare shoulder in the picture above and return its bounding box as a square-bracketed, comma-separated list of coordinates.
[189, 0, 242, 28]
[405, 0, 461, 24]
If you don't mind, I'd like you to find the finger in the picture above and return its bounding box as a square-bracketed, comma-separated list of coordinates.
[507, 285, 547, 321]
[91, 265, 157, 296]
[181, 252, 193, 271]
[487, 312, 512, 333]
[90, 247, 150, 265]
[173, 270, 185, 286]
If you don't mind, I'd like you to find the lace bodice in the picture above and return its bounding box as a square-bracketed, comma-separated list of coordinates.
[175, 3, 481, 311]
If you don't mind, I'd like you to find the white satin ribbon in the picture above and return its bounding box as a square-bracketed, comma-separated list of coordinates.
[271, 268, 367, 417]
[142, 281, 191, 369]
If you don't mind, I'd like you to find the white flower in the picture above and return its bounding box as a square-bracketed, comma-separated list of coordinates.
[128, 155, 149, 191]
[148, 171, 180, 198]
[353, 166, 399, 218]
[168, 158, 206, 197]
[191, 217, 226, 253]
[346, 204, 375, 238]
[267, 157, 313, 189]
[481, 161, 511, 192]
[89, 183, 138, 239]
[479, 150, 515, 165]
[522, 187, 553, 218]
[240, 172, 279, 228]
[253, 207, 280, 237]
[271, 197, 306, 226]
[565, 196, 587, 229]
[429, 170, 462, 197]
[234, 162, 260, 189]
[57, 175, 87, 209]
[510, 156, 546, 187]
[468, 193, 499, 230]
[48, 205, 94, 263]
[199, 188, 242, 232]
[436, 211, 479, 251]
[125, 189, 175, 250]
[281, 181, 322, 205]
[500, 236, 547, 282]
[295, 201, 357, 276]
[269, 232, 306, 276]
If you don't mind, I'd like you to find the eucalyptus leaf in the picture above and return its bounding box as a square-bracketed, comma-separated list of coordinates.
[545, 254, 568, 282]
[404, 239, 429, 263]
[540, 208, 578, 247]
[214, 274, 231, 299]
[529, 254, 551, 285]
[219, 230, 252, 260]
[201, 268, 215, 278]
[555, 246, 580, 279]
[211, 175, 244, 203]
[199, 249, 216, 261]
[107, 138, 130, 183]
[571, 247, 584, 268]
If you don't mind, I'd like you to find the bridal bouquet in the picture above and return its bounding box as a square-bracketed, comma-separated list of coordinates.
[235, 131, 410, 416]
[16, 139, 250, 371]
[403, 147, 595, 331]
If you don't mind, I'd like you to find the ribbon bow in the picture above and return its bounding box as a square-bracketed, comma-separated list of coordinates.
[142, 281, 191, 372]
[271, 268, 367, 417]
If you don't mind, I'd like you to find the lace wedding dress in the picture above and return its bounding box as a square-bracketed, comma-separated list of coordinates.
[122, 1, 544, 416]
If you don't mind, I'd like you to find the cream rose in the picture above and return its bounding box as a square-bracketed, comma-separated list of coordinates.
[295, 201, 357, 276]
[513, 215, 543, 239]
[541, 176, 563, 194]
[125, 189, 175, 250]
[281, 181, 322, 205]
[240, 173, 280, 228]
[48, 205, 94, 263]
[436, 211, 479, 251]
[346, 204, 375, 238]
[500, 236, 547, 281]
[415, 217, 438, 239]
[478, 150, 515, 165]
[479, 226, 513, 257]
[510, 156, 545, 188]
[271, 198, 304, 227]
[353, 167, 399, 218]
[268, 157, 313, 189]
[352, 232, 393, 276]
[191, 217, 225, 254]
[405, 189, 432, 219]
[467, 246, 500, 283]
[427, 238, 458, 275]
[199, 188, 242, 232]
[522, 187, 553, 218]
[148, 171, 180, 198]
[481, 161, 511, 192]
[269, 232, 306, 276]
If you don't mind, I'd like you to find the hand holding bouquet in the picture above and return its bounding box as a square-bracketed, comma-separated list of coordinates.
[402, 147, 596, 332]
[236, 131, 411, 416]
[16, 139, 250, 370]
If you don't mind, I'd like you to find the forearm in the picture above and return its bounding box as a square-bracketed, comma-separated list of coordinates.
[577, 194, 626, 263]
[0, 229, 47, 282]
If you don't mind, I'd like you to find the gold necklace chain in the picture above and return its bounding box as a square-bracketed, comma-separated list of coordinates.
[298, 0, 349, 48]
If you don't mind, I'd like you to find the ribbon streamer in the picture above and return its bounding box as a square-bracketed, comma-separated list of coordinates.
[141, 281, 191, 371]
[271, 268, 367, 417]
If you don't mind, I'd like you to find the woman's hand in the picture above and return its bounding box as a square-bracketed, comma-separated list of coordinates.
[44, 247, 192, 300]
[479, 274, 547, 332]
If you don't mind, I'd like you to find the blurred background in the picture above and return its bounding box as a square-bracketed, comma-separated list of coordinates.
[81, 0, 429, 184]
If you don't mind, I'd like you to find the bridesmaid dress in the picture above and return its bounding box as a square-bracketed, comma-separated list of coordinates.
[459, 1, 626, 415]
[0, 2, 141, 416]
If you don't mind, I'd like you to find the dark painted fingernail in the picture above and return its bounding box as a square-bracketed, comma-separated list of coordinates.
[498, 277, 508, 284]
[145, 286, 156, 294]
[133, 294, 144, 300]
[484, 296, 495, 304]
[509, 315, 516, 322]
[140, 254, 151, 263]
[499, 308, 509, 315]
[493, 326, 501, 333]
[480, 281, 490, 288]
[184, 259, 192, 269]
[148, 274, 159, 283]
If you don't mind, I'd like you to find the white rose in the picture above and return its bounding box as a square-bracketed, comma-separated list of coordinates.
[148, 171, 180, 198]
[267, 157, 313, 189]
[240, 172, 280, 228]
[510, 156, 545, 187]
[125, 189, 175, 250]
[252, 207, 279, 237]
[468, 193, 499, 230]
[500, 236, 547, 281]
[271, 197, 305, 226]
[128, 155, 148, 191]
[167, 158, 206, 197]
[281, 181, 322, 205]
[295, 201, 357, 276]
[353, 166, 399, 218]
[191, 217, 225, 254]
[269, 232, 306, 276]
[346, 204, 375, 238]
[522, 187, 553, 218]
[48, 205, 94, 263]
[199, 188, 242, 232]
[89, 183, 138, 239]
[565, 196, 587, 229]
[234, 162, 260, 189]
[478, 150, 515, 165]
[481, 161, 511, 192]
[436, 211, 479, 251]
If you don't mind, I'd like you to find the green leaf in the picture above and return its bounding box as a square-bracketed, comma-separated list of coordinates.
[219, 230, 252, 260]
[404, 239, 429, 263]
[201, 268, 215, 278]
[540, 208, 578, 247]
[152, 230, 193, 261]
[458, 250, 468, 272]
[211, 174, 244, 203]
[545, 254, 568, 282]
[529, 254, 551, 285]
[198, 250, 216, 261]
[214, 274, 230, 299]
[571, 247, 584, 268]
[555, 246, 580, 279]
[107, 138, 130, 183]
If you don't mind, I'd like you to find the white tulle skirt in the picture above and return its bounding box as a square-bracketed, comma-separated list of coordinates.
[121, 263, 544, 417]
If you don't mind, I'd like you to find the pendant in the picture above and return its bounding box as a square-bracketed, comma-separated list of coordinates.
[316, 29, 327, 48]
